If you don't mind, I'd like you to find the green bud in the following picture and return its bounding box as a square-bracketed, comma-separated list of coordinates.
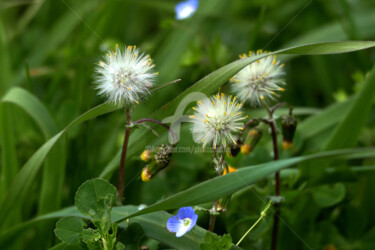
[141, 144, 173, 182]
[241, 127, 263, 155]
[281, 114, 297, 150]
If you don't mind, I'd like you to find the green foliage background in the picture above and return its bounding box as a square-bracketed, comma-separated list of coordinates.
[0, 0, 375, 249]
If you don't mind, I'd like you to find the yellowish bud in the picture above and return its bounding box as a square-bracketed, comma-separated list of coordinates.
[141, 167, 152, 182]
[140, 150, 152, 162]
[223, 165, 237, 175]
[240, 144, 252, 155]
[282, 141, 293, 150]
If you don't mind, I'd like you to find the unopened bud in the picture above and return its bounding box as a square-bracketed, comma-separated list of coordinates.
[281, 114, 297, 150]
[141, 166, 152, 182]
[240, 144, 251, 155]
[223, 165, 237, 175]
[227, 139, 242, 158]
[140, 144, 174, 182]
[140, 150, 152, 162]
[241, 127, 263, 155]
[154, 144, 173, 168]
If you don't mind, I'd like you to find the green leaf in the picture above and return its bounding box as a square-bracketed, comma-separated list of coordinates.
[312, 183, 346, 208]
[1, 87, 66, 216]
[323, 65, 375, 150]
[0, 101, 118, 226]
[99, 40, 375, 179]
[298, 96, 356, 140]
[201, 233, 233, 250]
[0, 206, 209, 250]
[54, 217, 100, 246]
[118, 223, 145, 250]
[115, 148, 374, 222]
[75, 179, 117, 221]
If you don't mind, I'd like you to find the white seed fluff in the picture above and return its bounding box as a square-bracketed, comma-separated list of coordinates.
[95, 45, 157, 105]
[231, 50, 285, 106]
[190, 93, 246, 149]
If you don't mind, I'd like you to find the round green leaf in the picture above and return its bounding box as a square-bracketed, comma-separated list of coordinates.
[312, 183, 346, 207]
[75, 179, 117, 219]
[54, 217, 86, 245]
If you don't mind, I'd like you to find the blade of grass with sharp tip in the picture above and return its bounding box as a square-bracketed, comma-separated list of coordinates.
[323, 65, 375, 150]
[0, 98, 119, 227]
[1, 87, 65, 215]
[114, 148, 374, 221]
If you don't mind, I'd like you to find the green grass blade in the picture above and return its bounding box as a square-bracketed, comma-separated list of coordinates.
[115, 148, 374, 221]
[0, 101, 119, 226]
[2, 88, 58, 138]
[0, 16, 18, 211]
[1, 87, 65, 216]
[298, 96, 355, 139]
[322, 65, 375, 150]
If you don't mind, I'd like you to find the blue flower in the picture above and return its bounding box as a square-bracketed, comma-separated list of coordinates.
[167, 206, 198, 237]
[175, 0, 198, 20]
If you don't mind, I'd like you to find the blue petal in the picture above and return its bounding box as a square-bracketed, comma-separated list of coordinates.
[177, 206, 196, 219]
[166, 215, 181, 233]
[188, 213, 198, 231]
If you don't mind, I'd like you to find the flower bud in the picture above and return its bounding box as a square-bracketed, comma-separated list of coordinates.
[141, 144, 174, 182]
[141, 166, 152, 182]
[154, 144, 173, 168]
[241, 127, 263, 155]
[227, 138, 242, 158]
[223, 165, 237, 175]
[140, 150, 152, 162]
[281, 114, 297, 150]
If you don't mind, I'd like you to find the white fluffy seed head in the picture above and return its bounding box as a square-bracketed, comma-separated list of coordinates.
[231, 50, 286, 106]
[94, 45, 158, 106]
[190, 93, 247, 149]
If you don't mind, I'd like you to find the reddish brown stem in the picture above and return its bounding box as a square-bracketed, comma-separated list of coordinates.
[208, 200, 218, 232]
[132, 118, 178, 144]
[269, 119, 280, 250]
[118, 109, 131, 202]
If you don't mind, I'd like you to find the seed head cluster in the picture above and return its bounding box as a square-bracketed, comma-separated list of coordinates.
[231, 50, 285, 106]
[190, 93, 246, 149]
[95, 45, 158, 105]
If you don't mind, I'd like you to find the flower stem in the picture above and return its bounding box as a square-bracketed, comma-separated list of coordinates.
[269, 119, 280, 250]
[118, 108, 131, 202]
[132, 118, 178, 144]
[236, 200, 272, 246]
[208, 200, 218, 232]
[261, 102, 285, 250]
[262, 102, 284, 250]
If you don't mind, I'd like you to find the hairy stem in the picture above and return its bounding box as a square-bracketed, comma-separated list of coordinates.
[208, 201, 218, 232]
[208, 151, 226, 232]
[118, 109, 131, 202]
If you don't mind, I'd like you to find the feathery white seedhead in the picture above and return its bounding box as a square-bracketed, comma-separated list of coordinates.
[95, 45, 158, 105]
[231, 50, 285, 106]
[190, 93, 246, 149]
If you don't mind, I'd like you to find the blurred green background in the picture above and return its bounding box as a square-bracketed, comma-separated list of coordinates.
[1, 0, 375, 249]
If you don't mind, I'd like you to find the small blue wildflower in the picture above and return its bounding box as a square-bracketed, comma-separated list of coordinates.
[167, 206, 198, 237]
[175, 0, 198, 20]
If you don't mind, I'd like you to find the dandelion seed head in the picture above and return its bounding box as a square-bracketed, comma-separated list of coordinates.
[95, 45, 157, 105]
[190, 93, 246, 149]
[232, 50, 285, 106]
